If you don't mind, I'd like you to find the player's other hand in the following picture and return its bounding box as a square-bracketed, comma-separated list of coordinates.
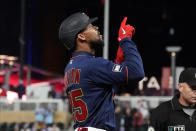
[115, 46, 124, 63]
[118, 17, 135, 42]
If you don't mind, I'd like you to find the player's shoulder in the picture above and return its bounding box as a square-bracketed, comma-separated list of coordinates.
[90, 57, 112, 65]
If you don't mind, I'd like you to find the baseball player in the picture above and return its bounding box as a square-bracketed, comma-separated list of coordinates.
[59, 12, 145, 131]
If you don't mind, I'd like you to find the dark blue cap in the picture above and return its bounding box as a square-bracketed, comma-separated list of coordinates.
[59, 12, 98, 50]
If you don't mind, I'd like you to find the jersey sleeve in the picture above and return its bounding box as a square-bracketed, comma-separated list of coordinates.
[89, 37, 145, 85]
[120, 38, 145, 80]
[90, 58, 128, 85]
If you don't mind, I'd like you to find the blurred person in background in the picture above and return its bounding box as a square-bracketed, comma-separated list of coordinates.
[44, 104, 54, 127]
[148, 67, 196, 131]
[58, 11, 144, 131]
[35, 103, 46, 130]
[137, 100, 150, 131]
[20, 123, 31, 131]
[0, 81, 7, 97]
[132, 108, 143, 131]
[60, 88, 67, 101]
[31, 122, 38, 131]
[48, 86, 56, 98]
[14, 123, 19, 131]
[124, 107, 133, 131]
[115, 105, 124, 131]
[48, 123, 60, 131]
[41, 123, 48, 131]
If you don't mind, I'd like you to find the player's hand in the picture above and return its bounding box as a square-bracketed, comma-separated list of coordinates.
[118, 17, 135, 42]
[115, 17, 135, 63]
[115, 46, 124, 63]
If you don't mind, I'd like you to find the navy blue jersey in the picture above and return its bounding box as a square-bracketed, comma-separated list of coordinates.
[64, 38, 145, 130]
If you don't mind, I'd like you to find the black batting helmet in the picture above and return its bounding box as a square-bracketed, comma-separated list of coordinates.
[59, 12, 98, 50]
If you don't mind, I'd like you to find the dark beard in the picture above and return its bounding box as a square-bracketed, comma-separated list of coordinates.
[89, 40, 104, 57]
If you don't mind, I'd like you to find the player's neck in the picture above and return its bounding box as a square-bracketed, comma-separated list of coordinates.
[75, 42, 95, 55]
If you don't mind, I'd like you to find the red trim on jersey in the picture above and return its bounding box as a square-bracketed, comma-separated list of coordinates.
[78, 127, 88, 131]
[126, 66, 128, 84]
[71, 55, 86, 59]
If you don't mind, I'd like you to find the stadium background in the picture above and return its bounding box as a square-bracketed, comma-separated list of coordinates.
[0, 0, 195, 130]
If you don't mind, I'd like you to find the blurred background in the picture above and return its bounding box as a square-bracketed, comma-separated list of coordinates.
[0, 0, 195, 131]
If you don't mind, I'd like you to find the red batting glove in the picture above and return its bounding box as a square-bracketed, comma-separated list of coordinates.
[118, 17, 135, 42]
[115, 17, 135, 63]
[115, 46, 125, 63]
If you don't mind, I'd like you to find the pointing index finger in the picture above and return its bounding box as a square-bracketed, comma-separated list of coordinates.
[121, 17, 127, 26]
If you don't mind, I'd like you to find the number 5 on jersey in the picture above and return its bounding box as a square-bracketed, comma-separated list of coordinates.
[68, 89, 88, 122]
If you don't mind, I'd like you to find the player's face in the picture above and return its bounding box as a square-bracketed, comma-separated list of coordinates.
[81, 24, 104, 51]
[77, 24, 104, 54]
[178, 83, 196, 106]
[82, 24, 102, 42]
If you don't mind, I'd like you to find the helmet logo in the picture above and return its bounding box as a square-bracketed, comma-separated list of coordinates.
[82, 12, 88, 17]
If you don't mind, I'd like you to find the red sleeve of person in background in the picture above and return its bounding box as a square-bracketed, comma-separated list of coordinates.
[115, 17, 135, 63]
[0, 88, 7, 97]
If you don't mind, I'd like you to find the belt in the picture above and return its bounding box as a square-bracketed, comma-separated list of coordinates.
[75, 127, 107, 131]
